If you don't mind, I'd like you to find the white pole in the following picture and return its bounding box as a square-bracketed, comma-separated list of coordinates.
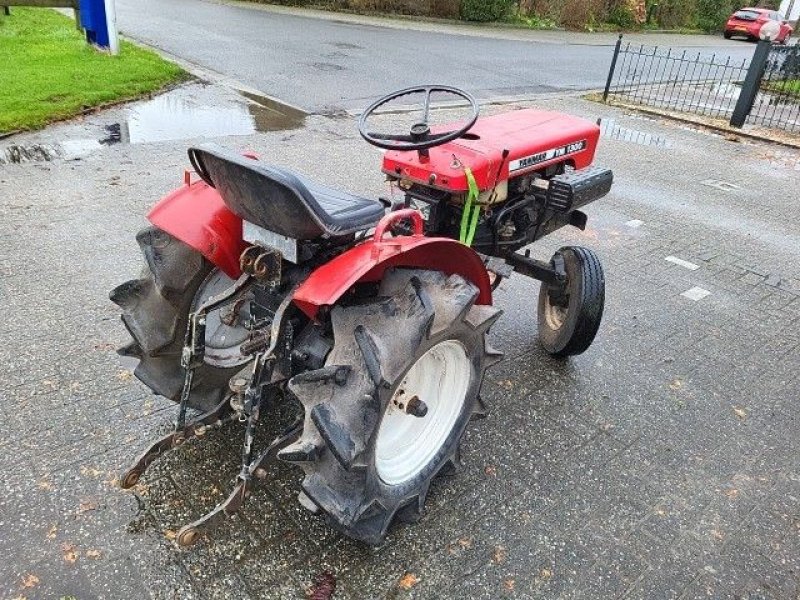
[103, 0, 119, 55]
[783, 0, 798, 21]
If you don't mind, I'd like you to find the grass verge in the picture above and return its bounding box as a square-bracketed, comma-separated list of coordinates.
[0, 8, 188, 134]
[762, 79, 800, 100]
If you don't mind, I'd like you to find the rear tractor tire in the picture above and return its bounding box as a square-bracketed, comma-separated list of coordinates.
[279, 269, 502, 544]
[537, 246, 605, 358]
[110, 227, 248, 412]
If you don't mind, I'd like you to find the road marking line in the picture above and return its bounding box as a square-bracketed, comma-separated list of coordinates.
[681, 286, 711, 301]
[700, 179, 740, 192]
[625, 219, 643, 228]
[665, 256, 700, 271]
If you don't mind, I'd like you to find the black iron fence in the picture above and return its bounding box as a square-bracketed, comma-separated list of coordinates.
[747, 43, 800, 131]
[603, 35, 800, 133]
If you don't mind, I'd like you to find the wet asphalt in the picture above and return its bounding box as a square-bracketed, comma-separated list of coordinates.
[111, 0, 757, 113]
[1, 82, 800, 599]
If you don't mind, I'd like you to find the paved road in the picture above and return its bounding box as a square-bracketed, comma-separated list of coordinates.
[1, 86, 799, 598]
[114, 0, 757, 113]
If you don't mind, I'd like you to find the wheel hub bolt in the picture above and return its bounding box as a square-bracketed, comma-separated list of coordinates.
[405, 395, 428, 418]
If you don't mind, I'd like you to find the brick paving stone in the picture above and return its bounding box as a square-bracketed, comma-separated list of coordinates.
[1, 91, 799, 598]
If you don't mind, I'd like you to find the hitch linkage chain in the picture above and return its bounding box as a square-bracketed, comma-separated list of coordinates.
[119, 254, 302, 547]
[173, 287, 301, 547]
[119, 272, 251, 490]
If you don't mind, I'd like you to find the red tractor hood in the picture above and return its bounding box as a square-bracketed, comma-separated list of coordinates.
[382, 109, 601, 193]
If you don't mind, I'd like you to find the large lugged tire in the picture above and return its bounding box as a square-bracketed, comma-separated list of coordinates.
[109, 227, 239, 412]
[537, 246, 605, 358]
[279, 269, 502, 544]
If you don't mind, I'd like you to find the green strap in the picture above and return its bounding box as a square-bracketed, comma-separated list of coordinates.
[459, 167, 481, 246]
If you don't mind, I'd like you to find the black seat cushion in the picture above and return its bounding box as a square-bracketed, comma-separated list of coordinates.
[189, 144, 384, 240]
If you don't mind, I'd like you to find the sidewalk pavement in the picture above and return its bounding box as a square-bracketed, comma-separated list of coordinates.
[1, 87, 799, 599]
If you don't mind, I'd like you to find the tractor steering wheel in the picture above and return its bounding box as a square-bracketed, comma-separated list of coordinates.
[358, 85, 479, 152]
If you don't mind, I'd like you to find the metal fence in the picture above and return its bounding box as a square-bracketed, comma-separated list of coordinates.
[603, 35, 800, 133]
[748, 43, 800, 131]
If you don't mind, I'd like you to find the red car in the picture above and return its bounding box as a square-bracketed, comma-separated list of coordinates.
[724, 7, 793, 43]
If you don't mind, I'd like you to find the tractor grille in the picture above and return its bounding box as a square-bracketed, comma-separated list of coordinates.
[546, 166, 614, 213]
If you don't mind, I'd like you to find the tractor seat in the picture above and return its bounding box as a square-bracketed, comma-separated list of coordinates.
[188, 144, 385, 240]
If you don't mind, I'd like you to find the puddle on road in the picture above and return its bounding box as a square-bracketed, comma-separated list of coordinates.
[600, 118, 672, 148]
[104, 88, 306, 145]
[0, 86, 306, 163]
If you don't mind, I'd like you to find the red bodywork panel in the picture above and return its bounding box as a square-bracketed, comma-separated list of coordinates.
[148, 183, 491, 318]
[382, 109, 601, 192]
[148, 179, 246, 279]
[293, 210, 492, 320]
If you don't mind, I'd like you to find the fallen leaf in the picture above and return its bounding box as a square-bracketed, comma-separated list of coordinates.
[458, 537, 473, 549]
[78, 499, 98, 514]
[21, 574, 39, 588]
[711, 528, 725, 541]
[669, 379, 683, 391]
[504, 578, 515, 592]
[46, 524, 58, 540]
[538, 568, 553, 582]
[308, 571, 336, 600]
[86, 549, 102, 559]
[62, 543, 78, 564]
[484, 465, 497, 477]
[397, 572, 419, 590]
[724, 488, 739, 499]
[37, 478, 53, 492]
[80, 466, 103, 478]
[116, 370, 133, 381]
[163, 529, 177, 541]
[492, 545, 508, 564]
[733, 407, 747, 420]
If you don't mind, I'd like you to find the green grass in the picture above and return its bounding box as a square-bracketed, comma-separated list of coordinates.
[763, 79, 800, 99]
[0, 8, 188, 133]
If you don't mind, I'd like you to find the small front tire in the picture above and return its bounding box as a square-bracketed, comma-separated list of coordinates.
[537, 246, 605, 358]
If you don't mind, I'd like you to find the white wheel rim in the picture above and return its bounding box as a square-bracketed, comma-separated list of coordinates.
[375, 340, 472, 486]
[543, 290, 569, 331]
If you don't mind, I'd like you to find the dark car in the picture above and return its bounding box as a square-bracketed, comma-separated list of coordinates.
[724, 7, 793, 43]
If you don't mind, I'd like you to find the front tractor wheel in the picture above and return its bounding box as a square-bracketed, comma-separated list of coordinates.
[537, 246, 605, 358]
[279, 269, 502, 544]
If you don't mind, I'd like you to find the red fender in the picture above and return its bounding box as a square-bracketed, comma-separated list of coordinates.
[293, 210, 492, 320]
[149, 182, 491, 317]
[148, 177, 245, 279]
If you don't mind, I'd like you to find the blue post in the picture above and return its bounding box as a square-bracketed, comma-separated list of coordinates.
[78, 0, 116, 51]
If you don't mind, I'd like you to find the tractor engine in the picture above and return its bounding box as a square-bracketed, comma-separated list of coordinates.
[383, 109, 613, 256]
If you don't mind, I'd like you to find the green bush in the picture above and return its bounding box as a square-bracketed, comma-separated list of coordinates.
[607, 6, 638, 28]
[695, 0, 738, 32]
[461, 0, 514, 21]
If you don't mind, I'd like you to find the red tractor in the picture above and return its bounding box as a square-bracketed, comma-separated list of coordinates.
[112, 86, 612, 545]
